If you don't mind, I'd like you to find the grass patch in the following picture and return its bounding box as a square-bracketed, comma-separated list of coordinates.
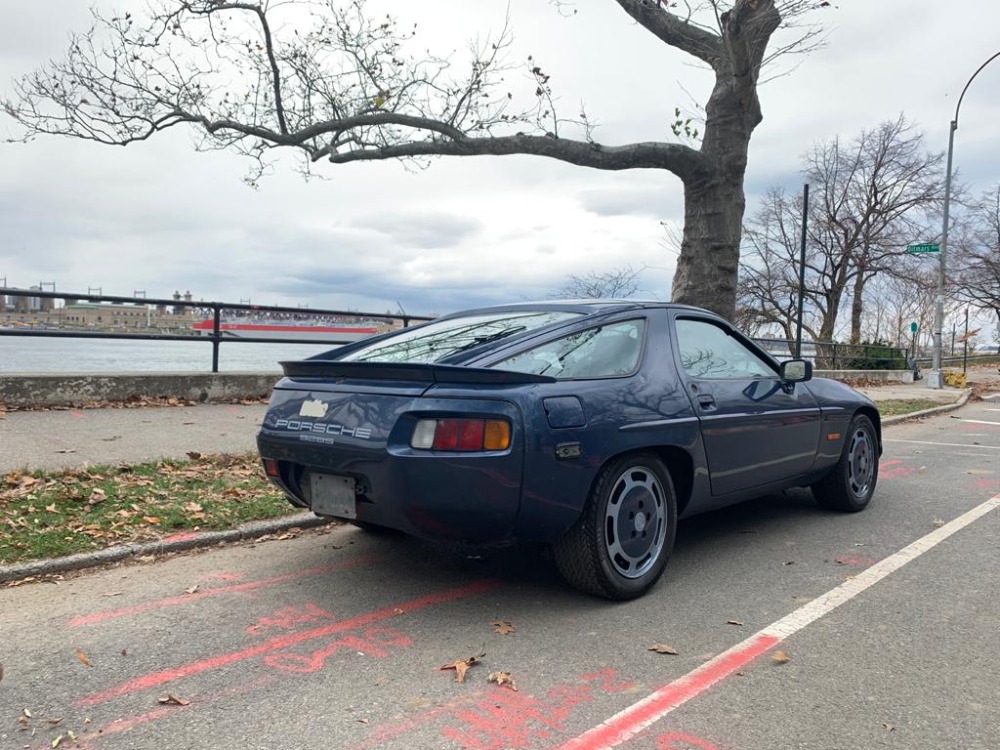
[877, 399, 945, 417]
[1, 453, 296, 566]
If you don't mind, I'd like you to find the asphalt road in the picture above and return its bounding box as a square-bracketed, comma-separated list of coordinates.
[1, 396, 998, 750]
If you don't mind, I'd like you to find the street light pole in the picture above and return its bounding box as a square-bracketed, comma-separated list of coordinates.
[928, 50, 1000, 389]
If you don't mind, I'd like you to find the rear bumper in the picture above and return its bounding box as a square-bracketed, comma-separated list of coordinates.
[257, 395, 525, 543]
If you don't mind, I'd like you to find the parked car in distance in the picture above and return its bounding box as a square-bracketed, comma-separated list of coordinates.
[257, 301, 881, 600]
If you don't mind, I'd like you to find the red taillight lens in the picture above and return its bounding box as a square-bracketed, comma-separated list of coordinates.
[412, 418, 511, 451]
[457, 419, 485, 451]
[432, 419, 460, 450]
[262, 458, 280, 478]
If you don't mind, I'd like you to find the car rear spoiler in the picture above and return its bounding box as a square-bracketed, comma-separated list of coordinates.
[279, 359, 557, 385]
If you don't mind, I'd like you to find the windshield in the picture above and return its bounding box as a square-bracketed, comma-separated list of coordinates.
[338, 311, 579, 364]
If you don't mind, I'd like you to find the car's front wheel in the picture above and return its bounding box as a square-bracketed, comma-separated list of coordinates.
[552, 452, 677, 600]
[811, 413, 879, 512]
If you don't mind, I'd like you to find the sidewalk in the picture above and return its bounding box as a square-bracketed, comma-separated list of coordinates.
[0, 402, 267, 474]
[0, 380, 976, 475]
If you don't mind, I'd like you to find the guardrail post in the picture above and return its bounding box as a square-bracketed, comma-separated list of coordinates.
[212, 306, 221, 373]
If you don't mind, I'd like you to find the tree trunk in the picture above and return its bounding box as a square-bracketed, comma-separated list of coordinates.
[672, 177, 745, 320]
[850, 274, 866, 344]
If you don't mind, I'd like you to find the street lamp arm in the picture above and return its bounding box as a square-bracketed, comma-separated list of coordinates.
[954, 50, 1000, 126]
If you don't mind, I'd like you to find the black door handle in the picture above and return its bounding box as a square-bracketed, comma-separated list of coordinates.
[697, 394, 716, 409]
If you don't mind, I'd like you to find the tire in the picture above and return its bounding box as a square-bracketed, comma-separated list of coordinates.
[811, 413, 879, 512]
[552, 452, 677, 600]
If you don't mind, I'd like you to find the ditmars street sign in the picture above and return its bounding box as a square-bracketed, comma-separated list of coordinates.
[905, 243, 941, 254]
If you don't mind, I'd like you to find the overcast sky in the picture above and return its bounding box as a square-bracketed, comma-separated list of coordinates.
[1, 0, 999, 322]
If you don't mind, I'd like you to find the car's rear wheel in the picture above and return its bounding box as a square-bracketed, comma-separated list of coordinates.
[552, 452, 677, 600]
[811, 413, 879, 512]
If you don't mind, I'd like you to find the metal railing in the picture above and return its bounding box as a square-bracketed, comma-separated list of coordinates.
[753, 338, 911, 371]
[0, 288, 433, 372]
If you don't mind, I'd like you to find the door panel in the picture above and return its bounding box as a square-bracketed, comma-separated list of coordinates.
[672, 316, 822, 496]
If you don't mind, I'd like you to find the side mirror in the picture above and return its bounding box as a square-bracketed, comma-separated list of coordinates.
[780, 359, 813, 383]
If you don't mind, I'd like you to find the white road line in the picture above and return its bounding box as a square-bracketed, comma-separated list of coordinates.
[954, 419, 1000, 426]
[884, 438, 1000, 450]
[763, 492, 1000, 639]
[560, 493, 1000, 750]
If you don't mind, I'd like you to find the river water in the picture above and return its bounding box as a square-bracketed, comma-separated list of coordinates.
[0, 336, 335, 373]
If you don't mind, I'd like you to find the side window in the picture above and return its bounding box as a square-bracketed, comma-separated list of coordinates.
[674, 318, 775, 379]
[496, 319, 645, 379]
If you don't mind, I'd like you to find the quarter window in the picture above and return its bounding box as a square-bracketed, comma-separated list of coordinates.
[497, 319, 645, 379]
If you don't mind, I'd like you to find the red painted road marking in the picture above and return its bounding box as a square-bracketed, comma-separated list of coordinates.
[877, 458, 912, 480]
[47, 676, 278, 750]
[77, 579, 499, 707]
[68, 555, 378, 627]
[557, 492, 1000, 750]
[263, 626, 412, 672]
[348, 668, 634, 750]
[657, 733, 720, 750]
[557, 635, 779, 750]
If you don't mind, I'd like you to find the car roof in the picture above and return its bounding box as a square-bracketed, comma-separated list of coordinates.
[437, 299, 720, 320]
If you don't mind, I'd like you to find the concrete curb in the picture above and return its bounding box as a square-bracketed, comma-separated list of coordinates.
[880, 389, 972, 426]
[0, 511, 332, 584]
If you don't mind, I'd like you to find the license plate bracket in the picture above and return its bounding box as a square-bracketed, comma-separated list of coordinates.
[309, 473, 357, 519]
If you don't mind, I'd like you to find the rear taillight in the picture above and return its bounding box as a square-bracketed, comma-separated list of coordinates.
[411, 418, 511, 451]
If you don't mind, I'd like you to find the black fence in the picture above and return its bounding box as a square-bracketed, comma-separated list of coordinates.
[753, 338, 911, 371]
[0, 288, 433, 373]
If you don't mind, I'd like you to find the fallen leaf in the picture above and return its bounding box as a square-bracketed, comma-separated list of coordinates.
[648, 644, 678, 655]
[883, 722, 894, 731]
[52, 734, 64, 748]
[186, 452, 202, 460]
[393, 608, 404, 615]
[439, 653, 485, 683]
[357, 718, 369, 724]
[772, 650, 791, 665]
[727, 619, 744, 627]
[23, 708, 32, 718]
[121, 649, 127, 656]
[74, 649, 91, 668]
[158, 694, 190, 706]
[184, 585, 199, 595]
[488, 671, 518, 691]
[45, 504, 58, 513]
[47, 718, 62, 726]
[142, 516, 162, 525]
[0, 663, 3, 682]
[88, 488, 107, 505]
[55, 449, 77, 454]
[491, 620, 516, 635]
[932, 518, 945, 528]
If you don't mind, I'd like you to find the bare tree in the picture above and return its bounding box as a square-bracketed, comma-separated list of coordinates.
[740, 115, 944, 343]
[951, 184, 1000, 339]
[551, 264, 643, 299]
[2, 0, 827, 319]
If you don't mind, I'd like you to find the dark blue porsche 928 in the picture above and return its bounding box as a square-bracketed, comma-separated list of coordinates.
[257, 301, 881, 600]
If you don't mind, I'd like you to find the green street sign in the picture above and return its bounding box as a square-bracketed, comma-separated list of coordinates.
[905, 243, 940, 254]
[910, 321, 918, 333]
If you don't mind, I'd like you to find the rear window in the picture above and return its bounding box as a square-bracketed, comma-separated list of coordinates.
[496, 319, 645, 379]
[339, 311, 579, 364]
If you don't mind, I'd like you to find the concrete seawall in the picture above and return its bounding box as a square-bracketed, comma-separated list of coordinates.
[0, 372, 281, 408]
[0, 368, 913, 409]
